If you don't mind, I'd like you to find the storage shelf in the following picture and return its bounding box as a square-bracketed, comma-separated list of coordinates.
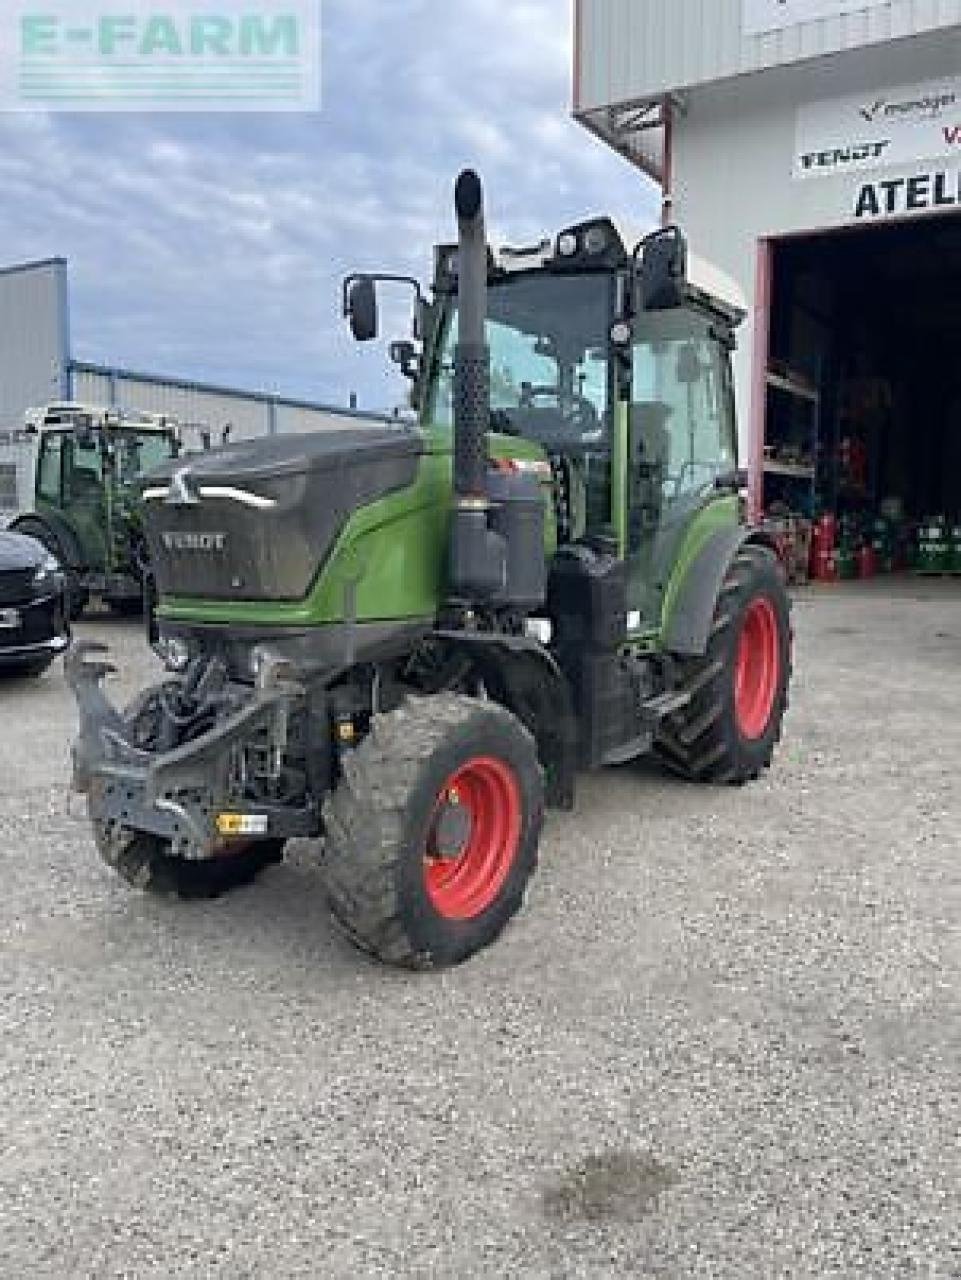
[764, 460, 815, 479]
[765, 370, 819, 404]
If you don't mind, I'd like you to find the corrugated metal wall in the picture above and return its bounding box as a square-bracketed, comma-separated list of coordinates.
[0, 435, 37, 517]
[71, 364, 386, 439]
[577, 0, 961, 109]
[0, 260, 69, 431]
[274, 402, 371, 434]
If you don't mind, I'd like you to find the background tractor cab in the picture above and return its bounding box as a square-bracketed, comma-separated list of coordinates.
[10, 403, 179, 617]
[346, 214, 748, 641]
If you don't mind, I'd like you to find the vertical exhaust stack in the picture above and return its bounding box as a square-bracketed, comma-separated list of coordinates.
[448, 168, 547, 613]
[449, 169, 505, 602]
[453, 169, 490, 501]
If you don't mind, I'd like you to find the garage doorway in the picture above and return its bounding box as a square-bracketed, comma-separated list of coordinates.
[755, 213, 961, 585]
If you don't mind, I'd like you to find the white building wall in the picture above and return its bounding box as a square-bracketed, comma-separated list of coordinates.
[577, 0, 961, 109]
[0, 260, 69, 430]
[668, 28, 961, 451]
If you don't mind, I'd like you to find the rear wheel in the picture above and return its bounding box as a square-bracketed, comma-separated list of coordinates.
[322, 694, 544, 969]
[91, 816, 286, 899]
[656, 543, 791, 784]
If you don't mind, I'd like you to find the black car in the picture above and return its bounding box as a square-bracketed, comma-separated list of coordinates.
[0, 530, 71, 677]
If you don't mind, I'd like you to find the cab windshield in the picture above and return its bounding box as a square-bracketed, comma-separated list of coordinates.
[427, 273, 612, 452]
[113, 431, 176, 484]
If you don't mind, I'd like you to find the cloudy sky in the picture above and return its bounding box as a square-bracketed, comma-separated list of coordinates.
[0, 0, 657, 412]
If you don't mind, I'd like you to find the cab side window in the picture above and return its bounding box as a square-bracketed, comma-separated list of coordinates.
[63, 438, 104, 501]
[631, 315, 735, 504]
[37, 435, 63, 503]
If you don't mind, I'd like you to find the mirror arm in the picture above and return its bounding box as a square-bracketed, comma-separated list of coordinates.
[342, 272, 425, 318]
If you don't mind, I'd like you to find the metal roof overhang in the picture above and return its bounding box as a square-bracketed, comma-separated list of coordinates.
[574, 95, 671, 185]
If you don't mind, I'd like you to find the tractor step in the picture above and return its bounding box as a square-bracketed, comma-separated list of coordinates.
[598, 688, 694, 767]
[642, 688, 693, 721]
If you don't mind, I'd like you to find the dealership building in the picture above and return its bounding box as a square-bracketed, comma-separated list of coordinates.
[575, 0, 961, 564]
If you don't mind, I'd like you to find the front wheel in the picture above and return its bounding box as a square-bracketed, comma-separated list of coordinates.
[656, 543, 792, 784]
[322, 694, 544, 969]
[92, 815, 285, 899]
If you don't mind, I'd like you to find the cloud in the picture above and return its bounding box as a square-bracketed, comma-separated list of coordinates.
[0, 0, 658, 413]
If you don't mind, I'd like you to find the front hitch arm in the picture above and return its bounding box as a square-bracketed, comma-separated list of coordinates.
[65, 641, 152, 794]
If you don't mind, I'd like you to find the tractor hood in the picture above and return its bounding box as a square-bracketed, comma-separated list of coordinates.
[142, 427, 423, 602]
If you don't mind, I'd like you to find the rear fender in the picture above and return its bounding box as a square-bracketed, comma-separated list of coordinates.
[661, 528, 779, 657]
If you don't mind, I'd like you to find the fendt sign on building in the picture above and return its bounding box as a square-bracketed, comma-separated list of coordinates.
[795, 75, 961, 218]
[743, 0, 891, 35]
[796, 76, 961, 178]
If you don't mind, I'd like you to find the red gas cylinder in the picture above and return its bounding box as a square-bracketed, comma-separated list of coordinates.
[810, 514, 838, 582]
[858, 544, 877, 579]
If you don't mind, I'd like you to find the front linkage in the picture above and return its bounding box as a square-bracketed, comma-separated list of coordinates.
[67, 641, 320, 862]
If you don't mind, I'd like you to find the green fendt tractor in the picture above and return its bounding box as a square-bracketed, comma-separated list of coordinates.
[11, 403, 179, 617]
[67, 171, 791, 968]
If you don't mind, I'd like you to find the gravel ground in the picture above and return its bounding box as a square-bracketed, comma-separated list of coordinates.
[1, 580, 959, 1278]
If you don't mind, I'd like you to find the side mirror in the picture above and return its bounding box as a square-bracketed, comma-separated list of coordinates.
[346, 276, 378, 342]
[389, 339, 420, 380]
[636, 226, 688, 312]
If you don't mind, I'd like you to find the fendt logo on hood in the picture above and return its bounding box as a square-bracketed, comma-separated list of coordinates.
[166, 467, 198, 506]
[161, 531, 227, 553]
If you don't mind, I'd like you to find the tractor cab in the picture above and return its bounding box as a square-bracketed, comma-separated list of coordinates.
[14, 403, 179, 615]
[348, 216, 747, 636]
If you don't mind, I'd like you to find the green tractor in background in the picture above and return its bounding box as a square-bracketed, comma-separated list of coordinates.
[10, 403, 179, 617]
[67, 171, 791, 969]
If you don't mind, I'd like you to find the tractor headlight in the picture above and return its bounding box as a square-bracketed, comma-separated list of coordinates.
[556, 232, 579, 258]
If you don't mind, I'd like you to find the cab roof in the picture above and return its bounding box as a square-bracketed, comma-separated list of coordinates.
[435, 217, 747, 325]
[25, 402, 179, 433]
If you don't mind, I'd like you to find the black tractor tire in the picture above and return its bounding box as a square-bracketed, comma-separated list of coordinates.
[656, 543, 792, 785]
[66, 581, 90, 622]
[21, 656, 55, 679]
[106, 596, 143, 618]
[322, 694, 544, 969]
[91, 814, 286, 899]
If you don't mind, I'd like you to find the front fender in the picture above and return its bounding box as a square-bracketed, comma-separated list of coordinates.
[435, 631, 577, 810]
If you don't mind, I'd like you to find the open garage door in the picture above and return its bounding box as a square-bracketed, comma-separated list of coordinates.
[757, 214, 961, 585]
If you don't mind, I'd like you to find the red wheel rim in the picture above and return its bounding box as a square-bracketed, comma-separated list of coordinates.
[734, 597, 781, 741]
[424, 756, 522, 921]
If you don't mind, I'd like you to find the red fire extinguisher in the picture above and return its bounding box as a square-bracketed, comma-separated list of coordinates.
[810, 513, 838, 582]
